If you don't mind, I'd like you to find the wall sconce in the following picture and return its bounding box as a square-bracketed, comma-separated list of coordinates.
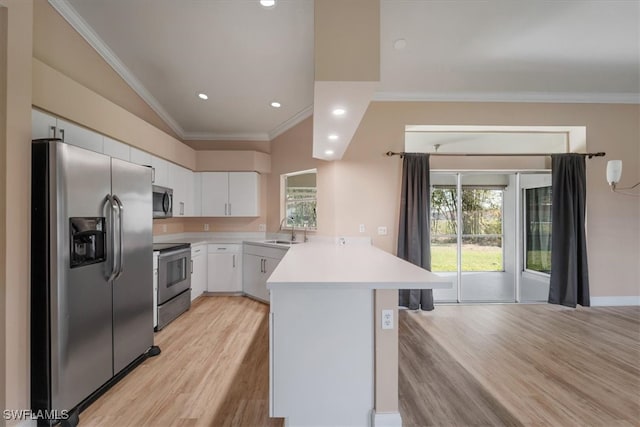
[607, 160, 639, 196]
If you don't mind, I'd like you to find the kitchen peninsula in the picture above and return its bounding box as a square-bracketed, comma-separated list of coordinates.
[267, 242, 451, 427]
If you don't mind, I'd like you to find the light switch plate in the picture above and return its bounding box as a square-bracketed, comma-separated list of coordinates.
[162, 224, 167, 233]
[258, 224, 266, 232]
[204, 224, 209, 231]
[359, 224, 366, 233]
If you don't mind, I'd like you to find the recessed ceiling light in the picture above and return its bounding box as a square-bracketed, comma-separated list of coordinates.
[324, 149, 335, 156]
[197, 93, 208, 100]
[270, 101, 281, 108]
[393, 39, 407, 50]
[332, 108, 346, 116]
[260, 0, 276, 8]
[328, 134, 339, 141]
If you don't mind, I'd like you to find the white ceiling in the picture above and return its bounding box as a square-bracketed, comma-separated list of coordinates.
[54, 0, 640, 142]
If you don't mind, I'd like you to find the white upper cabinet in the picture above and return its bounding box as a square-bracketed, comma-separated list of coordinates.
[192, 173, 202, 217]
[228, 172, 260, 217]
[57, 119, 104, 153]
[129, 147, 152, 167]
[151, 156, 170, 187]
[32, 110, 57, 140]
[103, 137, 130, 162]
[200, 172, 260, 217]
[170, 163, 195, 217]
[201, 172, 229, 216]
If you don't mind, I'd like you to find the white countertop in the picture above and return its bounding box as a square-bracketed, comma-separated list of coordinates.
[267, 242, 452, 290]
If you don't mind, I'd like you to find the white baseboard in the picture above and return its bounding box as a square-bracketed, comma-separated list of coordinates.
[371, 411, 402, 427]
[591, 296, 640, 306]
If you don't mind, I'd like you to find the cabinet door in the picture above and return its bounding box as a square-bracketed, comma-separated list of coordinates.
[191, 253, 207, 301]
[32, 109, 57, 139]
[130, 147, 152, 167]
[242, 254, 264, 300]
[201, 172, 228, 216]
[57, 119, 104, 153]
[170, 163, 186, 216]
[103, 137, 130, 161]
[228, 172, 260, 217]
[151, 156, 169, 187]
[208, 252, 235, 292]
[192, 173, 202, 216]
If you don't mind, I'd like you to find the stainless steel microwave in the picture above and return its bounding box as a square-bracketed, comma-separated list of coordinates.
[152, 185, 173, 218]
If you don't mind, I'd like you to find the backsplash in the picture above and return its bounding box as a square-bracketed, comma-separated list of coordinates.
[153, 217, 267, 235]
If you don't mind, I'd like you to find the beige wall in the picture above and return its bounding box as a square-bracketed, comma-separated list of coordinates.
[267, 117, 337, 235]
[331, 101, 639, 297]
[314, 0, 380, 82]
[33, 0, 179, 139]
[185, 139, 271, 153]
[195, 150, 271, 174]
[1, 0, 32, 422]
[374, 289, 399, 413]
[0, 4, 6, 419]
[32, 58, 196, 170]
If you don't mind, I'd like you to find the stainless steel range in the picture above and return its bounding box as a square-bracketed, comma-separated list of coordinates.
[153, 243, 191, 330]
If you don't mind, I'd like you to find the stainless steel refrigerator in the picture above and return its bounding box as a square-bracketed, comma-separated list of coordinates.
[31, 139, 157, 426]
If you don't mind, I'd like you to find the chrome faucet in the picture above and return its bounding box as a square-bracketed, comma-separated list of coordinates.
[290, 222, 296, 242]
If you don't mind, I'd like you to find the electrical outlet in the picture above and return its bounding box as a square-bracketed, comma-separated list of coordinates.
[377, 226, 388, 235]
[162, 224, 167, 233]
[359, 224, 366, 233]
[258, 224, 266, 232]
[204, 224, 210, 231]
[382, 309, 394, 330]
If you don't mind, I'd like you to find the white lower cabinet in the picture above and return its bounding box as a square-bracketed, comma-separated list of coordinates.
[207, 244, 242, 292]
[243, 243, 288, 303]
[190, 244, 207, 301]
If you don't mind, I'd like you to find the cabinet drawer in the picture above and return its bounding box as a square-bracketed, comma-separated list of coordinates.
[208, 243, 241, 254]
[191, 244, 206, 257]
[243, 243, 288, 260]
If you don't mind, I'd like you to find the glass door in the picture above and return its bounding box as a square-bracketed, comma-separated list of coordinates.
[459, 173, 514, 302]
[430, 173, 459, 302]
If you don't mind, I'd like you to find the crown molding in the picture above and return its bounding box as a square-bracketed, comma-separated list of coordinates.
[268, 105, 314, 140]
[181, 132, 270, 141]
[372, 91, 640, 104]
[48, 0, 186, 138]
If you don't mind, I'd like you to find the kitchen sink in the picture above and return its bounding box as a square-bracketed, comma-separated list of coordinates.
[263, 240, 302, 245]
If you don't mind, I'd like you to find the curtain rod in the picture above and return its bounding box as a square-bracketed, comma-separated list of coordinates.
[385, 151, 606, 159]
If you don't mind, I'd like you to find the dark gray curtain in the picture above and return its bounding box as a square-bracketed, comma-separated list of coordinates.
[398, 153, 434, 311]
[549, 154, 590, 307]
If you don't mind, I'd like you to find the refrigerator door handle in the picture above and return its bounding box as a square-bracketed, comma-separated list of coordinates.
[105, 194, 119, 282]
[113, 195, 125, 279]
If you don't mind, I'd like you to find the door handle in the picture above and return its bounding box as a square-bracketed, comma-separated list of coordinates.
[105, 194, 118, 282]
[113, 195, 125, 279]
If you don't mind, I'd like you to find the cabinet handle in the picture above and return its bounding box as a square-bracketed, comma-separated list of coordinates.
[180, 201, 185, 216]
[49, 126, 57, 139]
[59, 128, 65, 142]
[233, 254, 236, 268]
[151, 167, 156, 183]
[228, 203, 232, 216]
[190, 259, 193, 274]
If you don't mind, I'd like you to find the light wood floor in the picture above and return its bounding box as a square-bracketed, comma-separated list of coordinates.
[81, 296, 283, 427]
[80, 297, 640, 427]
[401, 304, 640, 427]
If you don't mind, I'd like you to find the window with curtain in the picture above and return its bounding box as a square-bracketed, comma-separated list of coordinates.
[525, 186, 552, 274]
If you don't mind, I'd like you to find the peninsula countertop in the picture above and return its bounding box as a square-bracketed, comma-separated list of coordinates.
[267, 242, 452, 290]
